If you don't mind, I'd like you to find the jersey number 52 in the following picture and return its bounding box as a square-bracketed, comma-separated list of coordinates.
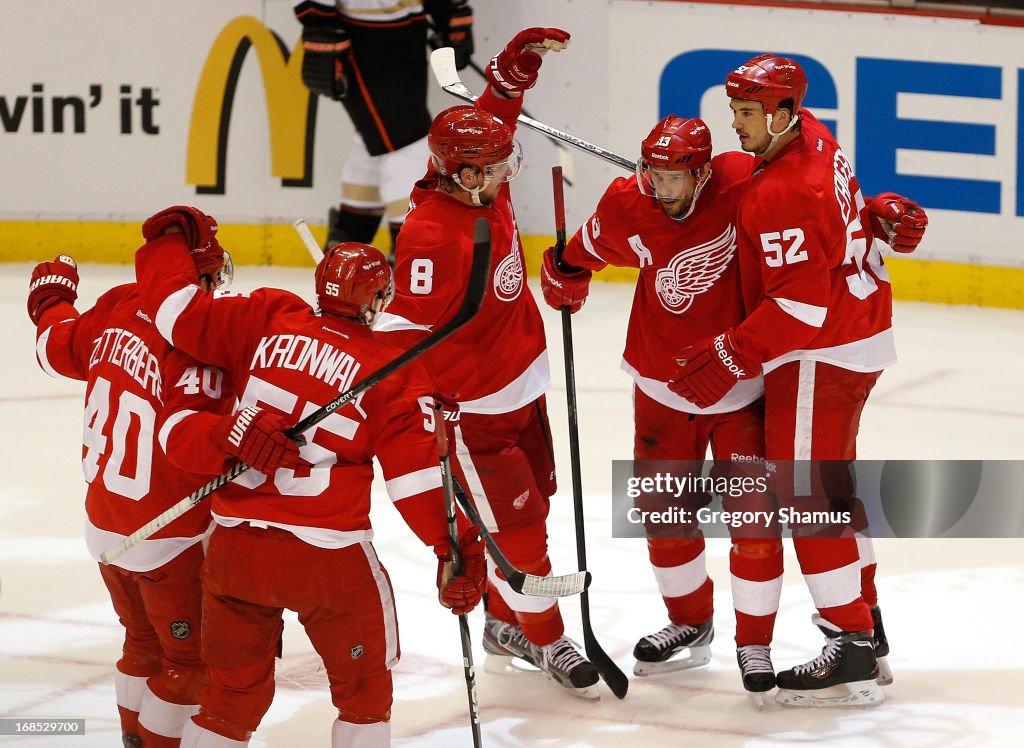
[760, 228, 807, 267]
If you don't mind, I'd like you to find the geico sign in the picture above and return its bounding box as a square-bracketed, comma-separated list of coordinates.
[187, 16, 312, 194]
[661, 49, 1024, 218]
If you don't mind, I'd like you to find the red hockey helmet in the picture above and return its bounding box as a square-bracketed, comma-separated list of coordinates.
[315, 243, 394, 327]
[428, 105, 518, 179]
[725, 54, 807, 116]
[640, 116, 713, 172]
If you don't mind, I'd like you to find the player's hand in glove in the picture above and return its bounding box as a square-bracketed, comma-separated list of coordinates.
[541, 247, 591, 313]
[28, 255, 79, 325]
[668, 332, 758, 408]
[300, 27, 351, 100]
[867, 192, 928, 253]
[435, 0, 474, 70]
[486, 27, 570, 95]
[435, 526, 486, 615]
[211, 405, 308, 475]
[142, 205, 219, 249]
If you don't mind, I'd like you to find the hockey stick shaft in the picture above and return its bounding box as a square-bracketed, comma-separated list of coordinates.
[101, 219, 493, 565]
[552, 166, 630, 699]
[435, 405, 483, 747]
[463, 58, 575, 186]
[294, 218, 325, 263]
[430, 48, 635, 174]
[451, 474, 589, 598]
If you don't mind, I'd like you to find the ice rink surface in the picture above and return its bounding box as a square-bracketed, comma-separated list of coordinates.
[2, 263, 1023, 746]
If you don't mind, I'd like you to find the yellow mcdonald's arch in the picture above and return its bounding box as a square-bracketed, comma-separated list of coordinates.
[187, 16, 313, 194]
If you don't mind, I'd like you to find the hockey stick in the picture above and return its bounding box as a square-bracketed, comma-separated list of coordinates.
[463, 58, 576, 186]
[435, 405, 483, 747]
[451, 474, 590, 598]
[294, 218, 325, 263]
[551, 166, 629, 699]
[430, 47, 636, 174]
[100, 219, 493, 565]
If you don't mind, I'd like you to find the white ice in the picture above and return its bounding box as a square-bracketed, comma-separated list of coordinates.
[2, 264, 1023, 747]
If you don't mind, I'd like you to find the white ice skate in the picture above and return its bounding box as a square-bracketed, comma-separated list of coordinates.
[775, 615, 885, 708]
[632, 621, 713, 676]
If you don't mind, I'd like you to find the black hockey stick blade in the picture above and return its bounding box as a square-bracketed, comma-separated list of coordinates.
[101, 220, 493, 565]
[430, 47, 635, 174]
[452, 477, 590, 598]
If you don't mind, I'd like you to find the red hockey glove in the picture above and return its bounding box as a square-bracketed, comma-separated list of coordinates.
[300, 27, 351, 101]
[436, 526, 486, 615]
[142, 206, 219, 250]
[27, 255, 79, 325]
[541, 247, 591, 314]
[210, 405, 307, 475]
[485, 27, 570, 94]
[867, 192, 928, 254]
[668, 332, 758, 408]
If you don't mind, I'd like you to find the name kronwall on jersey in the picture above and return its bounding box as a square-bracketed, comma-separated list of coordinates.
[250, 334, 361, 392]
[88, 327, 162, 398]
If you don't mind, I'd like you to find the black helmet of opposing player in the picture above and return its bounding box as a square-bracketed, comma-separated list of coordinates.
[637, 116, 713, 222]
[428, 105, 523, 205]
[315, 243, 394, 328]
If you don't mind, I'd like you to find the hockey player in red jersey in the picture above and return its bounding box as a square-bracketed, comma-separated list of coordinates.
[671, 54, 928, 707]
[133, 208, 486, 747]
[376, 28, 602, 698]
[541, 116, 782, 702]
[29, 238, 234, 746]
[293, 0, 474, 254]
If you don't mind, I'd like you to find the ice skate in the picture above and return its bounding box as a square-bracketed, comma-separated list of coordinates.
[736, 644, 775, 710]
[482, 614, 538, 675]
[871, 606, 893, 686]
[537, 636, 600, 699]
[632, 621, 713, 676]
[775, 615, 884, 708]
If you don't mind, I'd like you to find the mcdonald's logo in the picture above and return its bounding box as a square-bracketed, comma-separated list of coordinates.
[187, 16, 315, 194]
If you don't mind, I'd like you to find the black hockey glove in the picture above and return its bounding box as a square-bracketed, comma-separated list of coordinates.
[300, 27, 351, 101]
[442, 1, 474, 70]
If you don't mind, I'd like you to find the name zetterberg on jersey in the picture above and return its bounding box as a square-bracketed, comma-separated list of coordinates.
[89, 328, 162, 397]
[250, 334, 361, 392]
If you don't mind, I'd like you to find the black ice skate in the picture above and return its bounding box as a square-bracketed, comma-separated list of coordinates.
[483, 615, 600, 699]
[632, 621, 713, 676]
[775, 615, 884, 708]
[736, 644, 776, 710]
[871, 606, 893, 686]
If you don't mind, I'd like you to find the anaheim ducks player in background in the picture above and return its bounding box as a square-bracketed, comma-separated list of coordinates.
[28, 227, 236, 746]
[292, 0, 474, 256]
[671, 54, 928, 707]
[132, 206, 485, 747]
[376, 28, 604, 698]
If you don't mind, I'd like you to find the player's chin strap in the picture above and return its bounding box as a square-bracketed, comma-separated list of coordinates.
[453, 172, 498, 207]
[671, 167, 713, 224]
[762, 112, 801, 156]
